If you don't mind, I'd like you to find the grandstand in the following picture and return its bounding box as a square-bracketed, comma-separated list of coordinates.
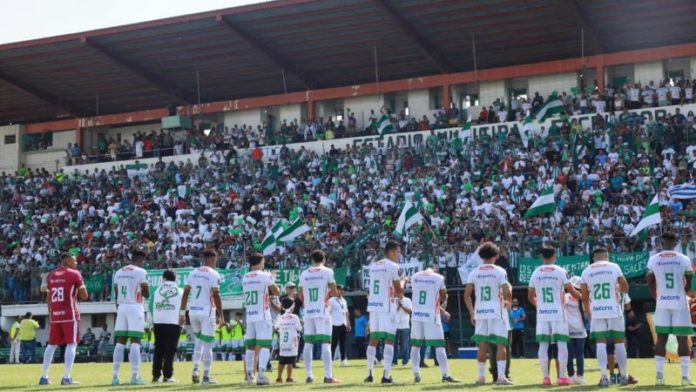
[2, 0, 696, 366]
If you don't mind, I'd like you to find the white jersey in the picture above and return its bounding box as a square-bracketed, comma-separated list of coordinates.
[647, 250, 693, 310]
[185, 266, 222, 316]
[242, 270, 274, 322]
[153, 281, 183, 325]
[580, 261, 624, 319]
[275, 312, 302, 357]
[114, 265, 148, 306]
[410, 269, 445, 325]
[298, 265, 335, 319]
[366, 258, 401, 314]
[467, 264, 510, 320]
[528, 264, 570, 321]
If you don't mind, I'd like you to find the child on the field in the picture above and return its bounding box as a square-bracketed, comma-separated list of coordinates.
[275, 298, 302, 383]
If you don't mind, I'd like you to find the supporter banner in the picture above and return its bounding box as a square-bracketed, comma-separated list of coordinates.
[84, 275, 104, 294]
[71, 103, 696, 175]
[361, 260, 423, 290]
[517, 252, 649, 284]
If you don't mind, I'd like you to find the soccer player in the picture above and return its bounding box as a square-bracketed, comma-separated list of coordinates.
[410, 265, 459, 383]
[364, 240, 404, 384]
[580, 247, 629, 387]
[297, 249, 339, 384]
[39, 253, 88, 385]
[464, 242, 513, 385]
[242, 253, 280, 385]
[112, 250, 149, 385]
[180, 249, 224, 384]
[528, 246, 581, 386]
[646, 232, 694, 386]
[275, 297, 302, 383]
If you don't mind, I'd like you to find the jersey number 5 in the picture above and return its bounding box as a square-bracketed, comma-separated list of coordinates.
[665, 272, 674, 289]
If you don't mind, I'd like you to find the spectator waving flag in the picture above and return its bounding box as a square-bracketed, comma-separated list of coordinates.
[375, 114, 394, 135]
[277, 218, 310, 242]
[394, 201, 423, 236]
[126, 162, 148, 178]
[523, 187, 555, 218]
[534, 92, 564, 123]
[668, 182, 696, 199]
[459, 115, 472, 141]
[630, 194, 661, 236]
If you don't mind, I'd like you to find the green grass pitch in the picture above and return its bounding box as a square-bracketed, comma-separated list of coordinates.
[0, 358, 690, 391]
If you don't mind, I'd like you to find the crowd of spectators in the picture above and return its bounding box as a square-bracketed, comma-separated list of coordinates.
[4, 84, 696, 304]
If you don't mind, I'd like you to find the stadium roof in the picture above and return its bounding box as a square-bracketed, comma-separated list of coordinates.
[2, 0, 696, 124]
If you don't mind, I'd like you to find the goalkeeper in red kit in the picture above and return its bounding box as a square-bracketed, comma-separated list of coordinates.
[39, 253, 88, 385]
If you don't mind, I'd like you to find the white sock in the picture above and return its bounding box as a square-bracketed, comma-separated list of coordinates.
[192, 339, 202, 372]
[538, 342, 549, 378]
[497, 360, 506, 380]
[596, 343, 608, 377]
[681, 356, 690, 379]
[655, 355, 665, 376]
[383, 344, 394, 378]
[366, 346, 376, 373]
[557, 342, 568, 378]
[435, 347, 449, 377]
[303, 343, 314, 378]
[113, 343, 125, 378]
[63, 344, 77, 379]
[245, 350, 255, 377]
[258, 348, 270, 375]
[477, 362, 485, 378]
[202, 342, 213, 377]
[42, 345, 57, 378]
[129, 343, 141, 379]
[614, 343, 627, 378]
[411, 347, 421, 376]
[322, 343, 333, 379]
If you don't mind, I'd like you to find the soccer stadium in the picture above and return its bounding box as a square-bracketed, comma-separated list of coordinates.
[2, 0, 696, 389]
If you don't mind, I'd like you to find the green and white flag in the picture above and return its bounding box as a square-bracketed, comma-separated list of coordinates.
[394, 202, 423, 235]
[126, 163, 148, 178]
[630, 194, 661, 236]
[261, 220, 288, 255]
[277, 218, 310, 242]
[375, 114, 394, 135]
[534, 93, 565, 123]
[459, 115, 472, 140]
[261, 231, 277, 255]
[271, 220, 286, 238]
[523, 187, 555, 218]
